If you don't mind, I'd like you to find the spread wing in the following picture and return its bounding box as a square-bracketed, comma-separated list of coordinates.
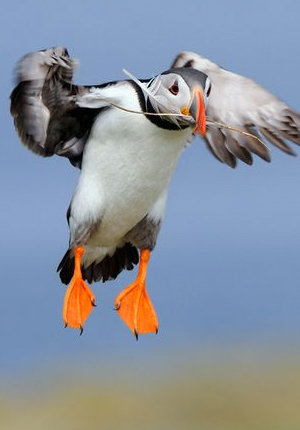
[172, 52, 300, 167]
[10, 47, 113, 168]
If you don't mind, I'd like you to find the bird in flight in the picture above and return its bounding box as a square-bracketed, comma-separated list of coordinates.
[10, 47, 300, 338]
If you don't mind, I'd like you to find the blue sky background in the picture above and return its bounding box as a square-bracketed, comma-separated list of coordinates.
[1, 0, 300, 381]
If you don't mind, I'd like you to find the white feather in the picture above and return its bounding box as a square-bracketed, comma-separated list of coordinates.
[70, 82, 193, 266]
[123, 68, 191, 127]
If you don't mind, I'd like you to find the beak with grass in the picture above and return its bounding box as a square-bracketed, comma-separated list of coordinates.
[124, 67, 209, 137]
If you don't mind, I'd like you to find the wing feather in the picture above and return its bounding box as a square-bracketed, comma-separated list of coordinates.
[10, 47, 104, 167]
[223, 133, 253, 165]
[259, 127, 296, 156]
[204, 128, 236, 167]
[172, 51, 300, 166]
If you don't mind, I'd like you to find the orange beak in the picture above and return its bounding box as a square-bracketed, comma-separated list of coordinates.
[189, 86, 206, 136]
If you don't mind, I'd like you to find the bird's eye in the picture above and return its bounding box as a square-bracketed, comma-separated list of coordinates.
[169, 82, 179, 95]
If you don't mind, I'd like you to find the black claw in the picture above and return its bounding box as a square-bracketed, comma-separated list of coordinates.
[155, 327, 159, 335]
[79, 325, 84, 336]
[134, 328, 139, 341]
[91, 300, 97, 307]
[64, 323, 68, 328]
[115, 302, 121, 311]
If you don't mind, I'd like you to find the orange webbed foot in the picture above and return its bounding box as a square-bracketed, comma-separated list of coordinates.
[63, 245, 96, 333]
[114, 249, 158, 338]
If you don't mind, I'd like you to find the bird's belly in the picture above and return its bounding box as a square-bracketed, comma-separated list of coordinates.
[72, 110, 192, 252]
[88, 136, 186, 246]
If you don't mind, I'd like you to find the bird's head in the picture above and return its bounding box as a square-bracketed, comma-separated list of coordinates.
[125, 67, 211, 135]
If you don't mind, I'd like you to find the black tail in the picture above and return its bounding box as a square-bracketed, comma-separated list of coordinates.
[57, 243, 139, 285]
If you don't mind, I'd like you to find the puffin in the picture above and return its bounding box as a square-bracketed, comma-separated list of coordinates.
[10, 47, 300, 338]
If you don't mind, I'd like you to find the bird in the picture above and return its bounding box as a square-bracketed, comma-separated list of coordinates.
[10, 47, 300, 338]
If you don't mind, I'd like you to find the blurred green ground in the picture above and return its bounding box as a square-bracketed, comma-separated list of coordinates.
[1, 346, 300, 430]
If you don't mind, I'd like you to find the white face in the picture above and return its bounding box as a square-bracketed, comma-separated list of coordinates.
[150, 72, 210, 109]
[153, 73, 192, 112]
[123, 67, 209, 131]
[145, 72, 210, 130]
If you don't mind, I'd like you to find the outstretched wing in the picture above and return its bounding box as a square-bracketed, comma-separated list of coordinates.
[10, 47, 108, 168]
[172, 52, 300, 167]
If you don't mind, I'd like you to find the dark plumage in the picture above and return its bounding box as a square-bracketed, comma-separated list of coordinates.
[58, 242, 139, 284]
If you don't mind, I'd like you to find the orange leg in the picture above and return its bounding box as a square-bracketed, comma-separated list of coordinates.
[114, 249, 158, 338]
[63, 245, 96, 333]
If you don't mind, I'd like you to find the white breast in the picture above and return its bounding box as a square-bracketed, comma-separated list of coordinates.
[70, 82, 192, 261]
